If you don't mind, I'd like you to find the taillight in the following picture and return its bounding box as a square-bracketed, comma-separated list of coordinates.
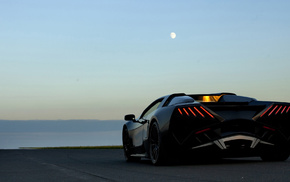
[177, 106, 215, 119]
[195, 128, 211, 134]
[259, 104, 290, 118]
[268, 105, 278, 116]
[188, 107, 196, 116]
[263, 126, 276, 131]
[200, 106, 214, 118]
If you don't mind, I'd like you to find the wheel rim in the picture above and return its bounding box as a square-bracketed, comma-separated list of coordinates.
[150, 124, 160, 163]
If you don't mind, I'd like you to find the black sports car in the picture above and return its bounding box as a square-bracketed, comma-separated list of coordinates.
[122, 93, 290, 165]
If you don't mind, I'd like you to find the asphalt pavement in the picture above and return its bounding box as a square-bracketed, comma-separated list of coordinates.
[0, 149, 289, 182]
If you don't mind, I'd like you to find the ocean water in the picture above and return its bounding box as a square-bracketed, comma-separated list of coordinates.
[0, 120, 124, 149]
[0, 131, 122, 149]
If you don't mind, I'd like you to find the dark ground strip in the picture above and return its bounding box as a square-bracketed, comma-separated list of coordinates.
[0, 149, 289, 182]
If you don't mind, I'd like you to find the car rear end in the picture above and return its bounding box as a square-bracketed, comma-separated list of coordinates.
[169, 95, 290, 160]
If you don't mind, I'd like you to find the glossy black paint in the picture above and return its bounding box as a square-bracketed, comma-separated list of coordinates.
[123, 93, 290, 163]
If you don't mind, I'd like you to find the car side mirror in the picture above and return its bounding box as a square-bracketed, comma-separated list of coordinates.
[124, 114, 136, 122]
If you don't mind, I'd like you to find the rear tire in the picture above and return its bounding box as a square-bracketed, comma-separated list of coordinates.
[122, 126, 141, 162]
[260, 147, 290, 161]
[149, 122, 167, 165]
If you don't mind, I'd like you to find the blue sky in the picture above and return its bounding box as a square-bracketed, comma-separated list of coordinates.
[1, 0, 290, 120]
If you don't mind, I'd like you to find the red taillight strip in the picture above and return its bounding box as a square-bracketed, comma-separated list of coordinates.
[268, 105, 278, 116]
[263, 126, 275, 131]
[200, 106, 214, 118]
[287, 106, 290, 113]
[178, 108, 183, 115]
[194, 107, 204, 117]
[281, 106, 287, 114]
[195, 128, 210, 134]
[188, 107, 196, 117]
[275, 105, 283, 115]
[260, 105, 273, 117]
[183, 108, 189, 116]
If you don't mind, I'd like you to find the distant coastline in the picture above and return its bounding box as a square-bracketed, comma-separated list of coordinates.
[19, 145, 123, 149]
[0, 120, 124, 149]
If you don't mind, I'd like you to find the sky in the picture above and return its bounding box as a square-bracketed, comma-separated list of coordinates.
[1, 0, 290, 120]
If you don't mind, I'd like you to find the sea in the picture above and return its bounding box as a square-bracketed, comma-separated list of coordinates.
[0, 120, 124, 149]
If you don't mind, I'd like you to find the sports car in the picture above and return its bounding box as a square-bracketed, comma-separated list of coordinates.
[122, 93, 290, 165]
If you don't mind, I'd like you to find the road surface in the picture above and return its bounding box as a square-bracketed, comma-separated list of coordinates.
[0, 149, 289, 181]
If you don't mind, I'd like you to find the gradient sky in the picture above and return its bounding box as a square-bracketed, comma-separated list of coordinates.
[1, 0, 290, 120]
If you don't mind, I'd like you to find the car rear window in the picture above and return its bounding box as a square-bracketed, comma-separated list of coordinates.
[168, 96, 195, 106]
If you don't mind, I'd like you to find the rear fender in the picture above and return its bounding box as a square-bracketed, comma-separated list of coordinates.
[125, 121, 144, 147]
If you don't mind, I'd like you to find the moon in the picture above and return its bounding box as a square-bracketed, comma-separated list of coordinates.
[170, 32, 176, 39]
